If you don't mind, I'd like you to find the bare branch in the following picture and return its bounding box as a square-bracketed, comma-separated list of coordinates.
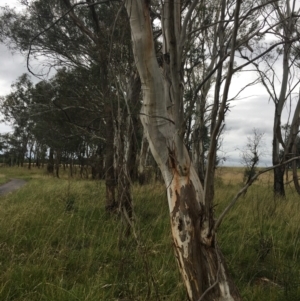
[179, 0, 199, 56]
[214, 155, 300, 232]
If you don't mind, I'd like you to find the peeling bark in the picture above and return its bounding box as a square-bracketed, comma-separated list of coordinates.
[125, 1, 241, 300]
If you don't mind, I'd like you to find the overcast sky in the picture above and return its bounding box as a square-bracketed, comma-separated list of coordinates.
[0, 1, 299, 167]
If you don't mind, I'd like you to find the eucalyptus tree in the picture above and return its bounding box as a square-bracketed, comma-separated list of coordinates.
[124, 0, 300, 300]
[0, 132, 27, 166]
[32, 68, 107, 176]
[246, 0, 300, 196]
[0, 70, 101, 174]
[0, 74, 35, 166]
[0, 0, 136, 210]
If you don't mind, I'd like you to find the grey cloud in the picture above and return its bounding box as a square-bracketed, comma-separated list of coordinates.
[0, 44, 28, 96]
[222, 95, 276, 166]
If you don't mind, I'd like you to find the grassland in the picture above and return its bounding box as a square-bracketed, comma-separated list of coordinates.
[0, 166, 299, 300]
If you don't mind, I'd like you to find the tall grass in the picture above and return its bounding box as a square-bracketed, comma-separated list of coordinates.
[215, 170, 300, 301]
[0, 166, 299, 300]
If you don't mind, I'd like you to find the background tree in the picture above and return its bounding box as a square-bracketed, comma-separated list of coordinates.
[246, 0, 300, 196]
[0, 0, 138, 211]
[240, 128, 265, 185]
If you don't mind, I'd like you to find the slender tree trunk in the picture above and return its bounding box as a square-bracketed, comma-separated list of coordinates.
[115, 73, 141, 233]
[271, 1, 295, 197]
[47, 148, 54, 174]
[105, 104, 117, 211]
[191, 9, 219, 186]
[138, 132, 149, 185]
[116, 108, 132, 236]
[55, 150, 61, 178]
[125, 73, 141, 183]
[127, 127, 138, 182]
[192, 96, 207, 186]
[92, 143, 104, 179]
[284, 97, 300, 194]
[70, 157, 73, 178]
[28, 145, 32, 170]
[273, 102, 286, 197]
[79, 154, 85, 178]
[35, 146, 40, 168]
[292, 143, 300, 194]
[272, 116, 286, 198]
[20, 151, 24, 167]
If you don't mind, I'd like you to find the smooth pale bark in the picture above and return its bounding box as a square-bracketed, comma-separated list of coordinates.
[125, 1, 240, 300]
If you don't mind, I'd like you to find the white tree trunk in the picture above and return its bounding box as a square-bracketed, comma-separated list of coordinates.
[125, 1, 241, 300]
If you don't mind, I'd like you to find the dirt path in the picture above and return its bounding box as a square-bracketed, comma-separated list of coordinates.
[0, 179, 27, 196]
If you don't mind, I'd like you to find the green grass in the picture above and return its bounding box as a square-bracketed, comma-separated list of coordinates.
[0, 166, 299, 300]
[215, 178, 300, 301]
[0, 165, 46, 183]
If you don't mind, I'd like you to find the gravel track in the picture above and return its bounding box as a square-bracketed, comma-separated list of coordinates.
[0, 179, 27, 196]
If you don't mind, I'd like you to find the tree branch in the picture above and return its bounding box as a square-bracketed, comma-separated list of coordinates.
[214, 155, 300, 232]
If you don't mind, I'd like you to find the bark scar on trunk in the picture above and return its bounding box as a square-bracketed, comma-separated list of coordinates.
[167, 142, 215, 249]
